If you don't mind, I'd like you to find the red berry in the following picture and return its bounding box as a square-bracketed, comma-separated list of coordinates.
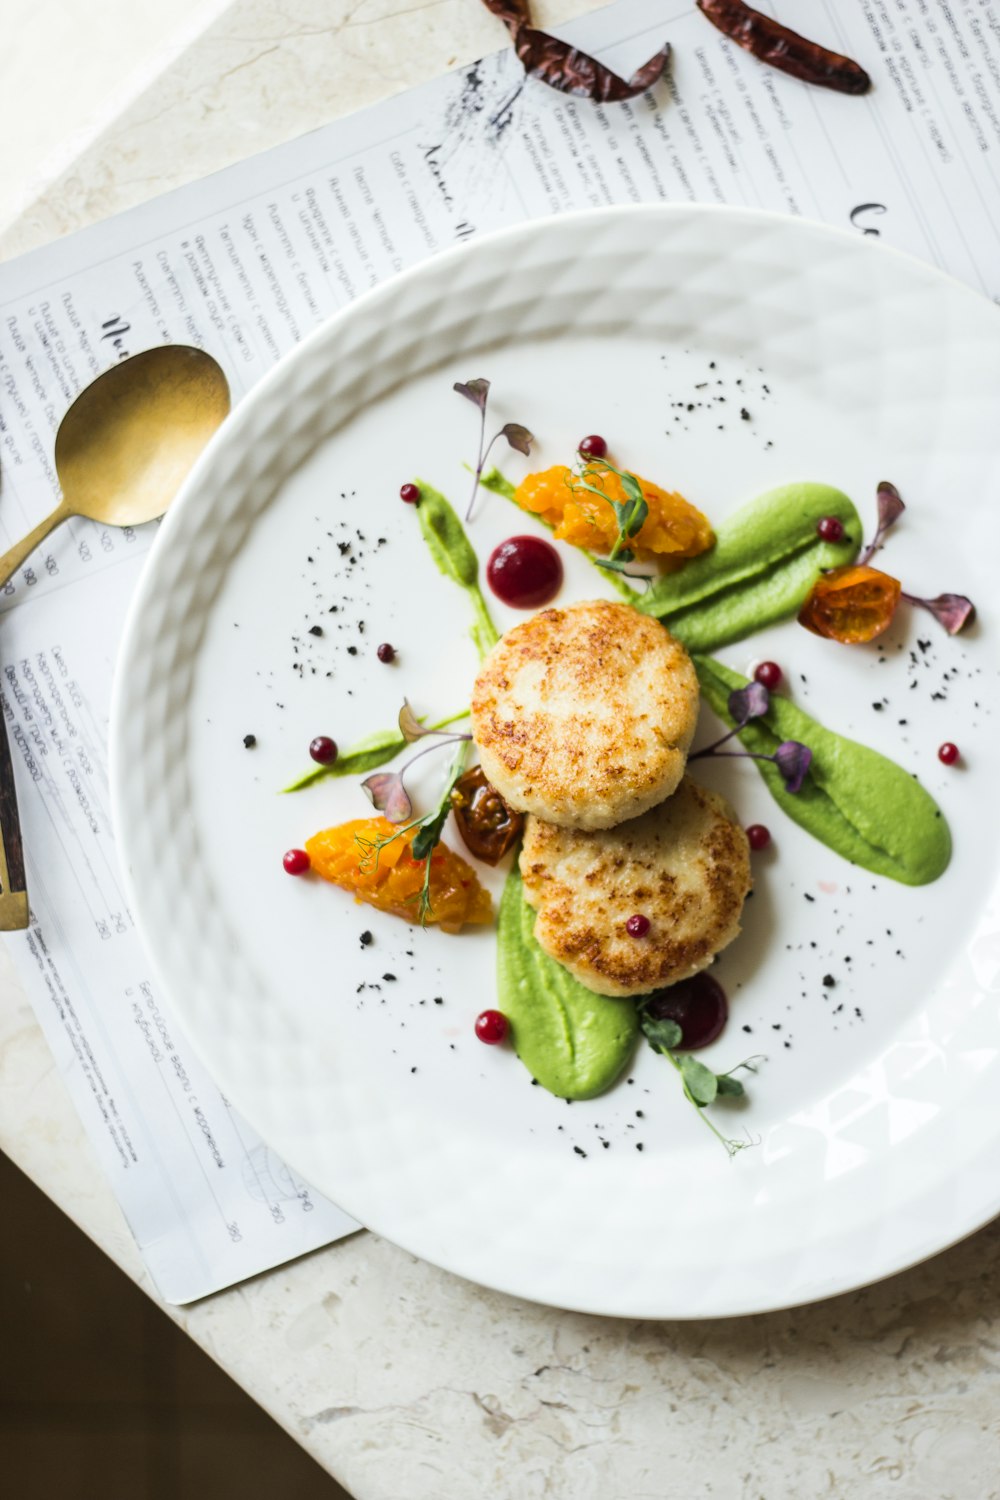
[746, 824, 771, 851]
[400, 483, 420, 504]
[377, 642, 396, 663]
[754, 661, 782, 691]
[578, 434, 608, 459]
[474, 1009, 508, 1045]
[938, 742, 960, 765]
[626, 913, 651, 938]
[309, 735, 338, 765]
[817, 516, 845, 543]
[283, 848, 310, 875]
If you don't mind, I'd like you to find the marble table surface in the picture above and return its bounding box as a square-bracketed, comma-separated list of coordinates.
[4, 3, 1000, 1495]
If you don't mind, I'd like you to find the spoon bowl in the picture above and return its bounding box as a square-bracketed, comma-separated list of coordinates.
[0, 345, 230, 586]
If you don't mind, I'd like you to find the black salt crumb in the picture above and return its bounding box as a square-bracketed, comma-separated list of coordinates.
[804, 893, 815, 902]
[410, 1066, 417, 1074]
[822, 974, 836, 988]
[740, 407, 751, 421]
[433, 996, 444, 1005]
[574, 1146, 587, 1158]
[635, 1143, 644, 1152]
[360, 930, 373, 947]
[308, 625, 323, 637]
[742, 1024, 753, 1033]
[347, 646, 358, 656]
[383, 973, 397, 982]
[243, 734, 256, 749]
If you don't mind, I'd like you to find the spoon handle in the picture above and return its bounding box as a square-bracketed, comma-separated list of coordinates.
[0, 706, 28, 929]
[0, 501, 74, 592]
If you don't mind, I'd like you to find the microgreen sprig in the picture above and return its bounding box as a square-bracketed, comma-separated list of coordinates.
[360, 701, 472, 824]
[454, 378, 533, 522]
[827, 480, 975, 637]
[690, 682, 813, 794]
[639, 1009, 762, 1158]
[570, 456, 650, 569]
[356, 704, 472, 926]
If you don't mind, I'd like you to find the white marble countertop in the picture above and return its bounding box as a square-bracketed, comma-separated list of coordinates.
[4, 4, 1000, 1495]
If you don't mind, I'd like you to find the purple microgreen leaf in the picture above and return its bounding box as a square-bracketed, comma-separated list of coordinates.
[361, 770, 412, 824]
[859, 480, 906, 565]
[454, 378, 490, 411]
[876, 480, 906, 532]
[728, 681, 770, 725]
[500, 421, 534, 456]
[773, 740, 813, 795]
[902, 591, 976, 635]
[398, 700, 428, 743]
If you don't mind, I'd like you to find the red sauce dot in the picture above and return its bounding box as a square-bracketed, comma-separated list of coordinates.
[643, 975, 728, 1051]
[746, 824, 771, 851]
[938, 741, 960, 765]
[754, 661, 782, 691]
[377, 643, 396, 663]
[578, 434, 608, 459]
[283, 848, 310, 875]
[400, 483, 420, 504]
[475, 1009, 508, 1045]
[817, 515, 844, 543]
[487, 536, 563, 609]
[626, 913, 651, 937]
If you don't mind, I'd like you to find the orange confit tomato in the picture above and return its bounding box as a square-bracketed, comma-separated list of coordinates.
[305, 817, 492, 933]
[798, 564, 902, 645]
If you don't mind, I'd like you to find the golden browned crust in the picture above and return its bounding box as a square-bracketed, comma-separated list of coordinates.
[519, 778, 751, 997]
[470, 600, 699, 830]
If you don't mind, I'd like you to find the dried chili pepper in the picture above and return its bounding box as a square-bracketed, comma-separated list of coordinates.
[696, 0, 871, 95]
[480, 0, 671, 102]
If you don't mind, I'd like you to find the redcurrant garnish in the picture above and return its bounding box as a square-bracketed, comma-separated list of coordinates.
[578, 434, 608, 459]
[626, 913, 651, 938]
[309, 735, 338, 765]
[475, 1009, 508, 1044]
[400, 483, 420, 504]
[754, 661, 782, 691]
[817, 516, 845, 543]
[746, 824, 771, 851]
[938, 742, 960, 765]
[377, 642, 396, 663]
[283, 848, 310, 875]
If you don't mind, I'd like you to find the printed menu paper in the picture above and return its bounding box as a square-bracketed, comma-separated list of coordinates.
[1, 0, 998, 1301]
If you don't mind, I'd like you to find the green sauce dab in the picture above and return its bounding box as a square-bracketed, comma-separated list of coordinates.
[414, 481, 498, 658]
[497, 865, 638, 1100]
[695, 657, 951, 886]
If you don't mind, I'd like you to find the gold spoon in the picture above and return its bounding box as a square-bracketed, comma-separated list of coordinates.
[0, 345, 230, 588]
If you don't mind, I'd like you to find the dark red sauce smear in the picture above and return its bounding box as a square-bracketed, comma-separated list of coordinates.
[643, 974, 728, 1051]
[487, 535, 563, 609]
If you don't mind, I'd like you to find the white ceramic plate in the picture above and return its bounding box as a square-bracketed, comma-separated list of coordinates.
[111, 206, 1000, 1318]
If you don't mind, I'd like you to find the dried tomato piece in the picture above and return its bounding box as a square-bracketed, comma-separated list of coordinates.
[798, 564, 902, 644]
[450, 766, 524, 866]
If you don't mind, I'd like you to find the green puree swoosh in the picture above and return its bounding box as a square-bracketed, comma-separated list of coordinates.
[637, 481, 860, 651]
[497, 865, 638, 1099]
[695, 657, 951, 886]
